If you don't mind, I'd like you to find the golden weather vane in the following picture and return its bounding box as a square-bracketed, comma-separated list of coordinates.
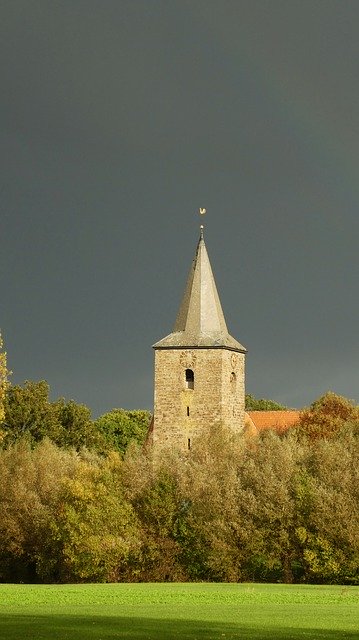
[198, 207, 206, 236]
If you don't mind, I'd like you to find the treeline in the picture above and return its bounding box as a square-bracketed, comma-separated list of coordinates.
[0, 380, 285, 453]
[1, 380, 151, 453]
[0, 380, 358, 585]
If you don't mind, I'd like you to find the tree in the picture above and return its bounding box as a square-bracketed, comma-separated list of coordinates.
[0, 332, 9, 424]
[0, 438, 79, 582]
[178, 425, 249, 582]
[40, 456, 140, 582]
[1, 422, 358, 584]
[0, 440, 140, 583]
[235, 429, 307, 583]
[3, 380, 62, 445]
[245, 393, 286, 411]
[2, 380, 104, 451]
[297, 391, 359, 441]
[95, 409, 151, 455]
[294, 432, 359, 583]
[54, 398, 105, 451]
[129, 468, 189, 581]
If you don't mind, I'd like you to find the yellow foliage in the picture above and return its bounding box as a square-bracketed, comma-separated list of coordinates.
[295, 526, 308, 545]
[0, 332, 9, 423]
[300, 530, 341, 577]
[298, 391, 359, 440]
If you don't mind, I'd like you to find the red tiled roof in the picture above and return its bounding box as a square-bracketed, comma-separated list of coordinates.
[245, 410, 301, 435]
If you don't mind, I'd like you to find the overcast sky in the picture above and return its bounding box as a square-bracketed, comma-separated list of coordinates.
[1, 0, 359, 416]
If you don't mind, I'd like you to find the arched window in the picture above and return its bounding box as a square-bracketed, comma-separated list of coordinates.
[185, 369, 194, 389]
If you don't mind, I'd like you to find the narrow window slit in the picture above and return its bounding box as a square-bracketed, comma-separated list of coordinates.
[185, 369, 194, 389]
[187, 406, 190, 417]
[188, 438, 191, 450]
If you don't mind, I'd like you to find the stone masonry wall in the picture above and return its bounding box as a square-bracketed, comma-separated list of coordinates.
[153, 347, 245, 451]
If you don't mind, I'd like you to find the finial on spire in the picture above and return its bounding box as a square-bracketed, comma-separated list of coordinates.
[199, 207, 206, 239]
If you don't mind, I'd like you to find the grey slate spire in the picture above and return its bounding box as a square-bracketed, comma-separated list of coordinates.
[154, 229, 246, 352]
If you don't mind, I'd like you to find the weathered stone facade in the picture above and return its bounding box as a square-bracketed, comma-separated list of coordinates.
[153, 347, 245, 450]
[153, 228, 246, 451]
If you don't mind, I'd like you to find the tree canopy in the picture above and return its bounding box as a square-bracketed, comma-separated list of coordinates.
[297, 391, 359, 440]
[0, 417, 358, 584]
[0, 374, 358, 585]
[2, 380, 104, 451]
[245, 393, 287, 411]
[0, 333, 9, 425]
[95, 409, 151, 455]
[1, 379, 151, 456]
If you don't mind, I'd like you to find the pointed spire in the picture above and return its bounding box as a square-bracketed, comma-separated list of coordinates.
[154, 231, 246, 352]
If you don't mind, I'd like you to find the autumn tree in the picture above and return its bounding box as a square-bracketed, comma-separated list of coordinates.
[124, 426, 254, 582]
[236, 430, 308, 582]
[0, 438, 79, 581]
[0, 332, 9, 424]
[294, 432, 359, 583]
[0, 440, 140, 583]
[297, 391, 359, 441]
[39, 454, 140, 582]
[120, 420, 359, 584]
[1, 400, 358, 584]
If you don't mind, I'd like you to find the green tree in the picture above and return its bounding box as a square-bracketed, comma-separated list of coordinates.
[296, 433, 359, 583]
[0, 440, 140, 583]
[130, 468, 188, 581]
[40, 455, 140, 582]
[124, 425, 252, 582]
[54, 398, 105, 450]
[232, 429, 306, 583]
[245, 393, 286, 411]
[178, 425, 249, 582]
[1, 407, 358, 585]
[3, 381, 62, 445]
[0, 438, 79, 581]
[95, 409, 151, 455]
[2, 380, 104, 451]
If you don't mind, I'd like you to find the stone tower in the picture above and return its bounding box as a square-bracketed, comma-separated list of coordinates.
[152, 227, 247, 451]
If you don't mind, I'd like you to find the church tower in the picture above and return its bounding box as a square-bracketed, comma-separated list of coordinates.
[152, 225, 246, 451]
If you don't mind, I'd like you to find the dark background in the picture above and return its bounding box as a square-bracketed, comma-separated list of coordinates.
[1, 1, 358, 416]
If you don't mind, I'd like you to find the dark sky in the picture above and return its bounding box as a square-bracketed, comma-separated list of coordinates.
[1, 0, 359, 416]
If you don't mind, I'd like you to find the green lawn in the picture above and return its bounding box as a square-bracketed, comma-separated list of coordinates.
[0, 582, 358, 639]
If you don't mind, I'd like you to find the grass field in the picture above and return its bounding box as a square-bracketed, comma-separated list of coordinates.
[0, 582, 358, 639]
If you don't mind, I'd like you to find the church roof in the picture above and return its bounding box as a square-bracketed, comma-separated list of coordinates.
[245, 411, 301, 434]
[154, 228, 246, 352]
